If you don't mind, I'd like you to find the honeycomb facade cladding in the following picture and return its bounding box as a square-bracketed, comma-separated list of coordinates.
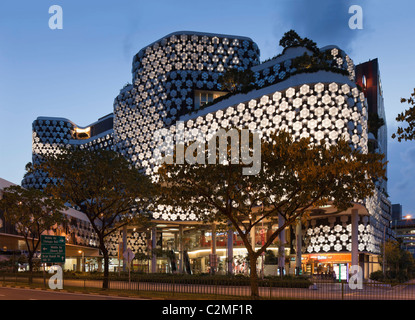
[113, 32, 260, 174]
[304, 215, 375, 254]
[22, 116, 114, 190]
[22, 31, 391, 256]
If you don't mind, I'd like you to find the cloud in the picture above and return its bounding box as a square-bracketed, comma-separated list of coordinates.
[274, 0, 366, 52]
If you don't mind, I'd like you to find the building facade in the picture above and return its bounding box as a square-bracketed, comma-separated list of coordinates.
[392, 217, 415, 259]
[391, 204, 415, 259]
[21, 31, 391, 277]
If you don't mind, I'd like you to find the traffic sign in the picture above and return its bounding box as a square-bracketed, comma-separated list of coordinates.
[123, 247, 135, 264]
[123, 247, 135, 284]
[41, 235, 66, 263]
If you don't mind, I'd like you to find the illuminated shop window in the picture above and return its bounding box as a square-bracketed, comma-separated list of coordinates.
[194, 90, 227, 109]
[73, 127, 91, 140]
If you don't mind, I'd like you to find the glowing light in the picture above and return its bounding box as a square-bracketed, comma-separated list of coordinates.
[74, 127, 91, 140]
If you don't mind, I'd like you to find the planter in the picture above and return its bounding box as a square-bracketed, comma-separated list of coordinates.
[264, 264, 278, 277]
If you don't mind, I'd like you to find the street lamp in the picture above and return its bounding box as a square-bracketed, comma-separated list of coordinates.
[78, 250, 85, 272]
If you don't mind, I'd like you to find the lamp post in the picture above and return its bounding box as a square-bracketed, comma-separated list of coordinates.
[78, 250, 85, 272]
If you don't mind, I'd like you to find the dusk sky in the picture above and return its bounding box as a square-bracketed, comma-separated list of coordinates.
[1, 1, 414, 216]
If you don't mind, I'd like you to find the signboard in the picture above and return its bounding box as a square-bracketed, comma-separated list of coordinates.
[334, 263, 349, 281]
[41, 235, 66, 263]
[123, 247, 134, 283]
[302, 253, 352, 264]
[123, 248, 135, 265]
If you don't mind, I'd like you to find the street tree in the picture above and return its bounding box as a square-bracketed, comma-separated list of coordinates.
[156, 130, 386, 298]
[382, 239, 415, 281]
[279, 29, 319, 54]
[0, 185, 65, 281]
[218, 68, 255, 93]
[38, 148, 155, 289]
[392, 88, 415, 142]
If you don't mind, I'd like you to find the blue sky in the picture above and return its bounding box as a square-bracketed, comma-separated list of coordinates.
[1, 0, 414, 216]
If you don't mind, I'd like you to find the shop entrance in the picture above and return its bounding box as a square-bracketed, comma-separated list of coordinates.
[299, 253, 352, 279]
[315, 262, 336, 280]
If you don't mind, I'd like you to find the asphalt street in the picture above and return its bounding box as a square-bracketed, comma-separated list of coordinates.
[0, 286, 144, 300]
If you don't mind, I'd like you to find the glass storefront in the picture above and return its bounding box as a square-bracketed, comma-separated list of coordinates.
[290, 253, 352, 278]
[289, 253, 382, 279]
[142, 225, 283, 275]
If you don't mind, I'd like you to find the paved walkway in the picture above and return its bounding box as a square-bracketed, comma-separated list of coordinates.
[0, 286, 146, 300]
[3, 275, 415, 300]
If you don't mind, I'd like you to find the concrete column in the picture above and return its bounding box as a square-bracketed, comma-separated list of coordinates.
[179, 225, 184, 273]
[295, 219, 302, 275]
[227, 226, 233, 275]
[278, 213, 286, 276]
[211, 224, 217, 274]
[151, 226, 157, 273]
[122, 225, 127, 272]
[351, 209, 359, 268]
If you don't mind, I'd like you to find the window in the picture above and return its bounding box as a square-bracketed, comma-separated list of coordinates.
[73, 127, 91, 140]
[200, 92, 214, 106]
[362, 75, 367, 88]
[194, 90, 227, 109]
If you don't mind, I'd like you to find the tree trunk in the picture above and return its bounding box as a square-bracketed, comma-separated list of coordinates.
[101, 244, 110, 289]
[248, 253, 260, 298]
[28, 253, 34, 284]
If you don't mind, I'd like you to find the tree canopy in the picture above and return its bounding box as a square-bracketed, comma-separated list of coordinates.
[381, 239, 415, 282]
[218, 68, 255, 93]
[0, 185, 65, 276]
[156, 130, 386, 297]
[38, 148, 155, 288]
[392, 88, 415, 142]
[279, 30, 319, 54]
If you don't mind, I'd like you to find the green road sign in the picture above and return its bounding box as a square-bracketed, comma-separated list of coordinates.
[41, 235, 66, 263]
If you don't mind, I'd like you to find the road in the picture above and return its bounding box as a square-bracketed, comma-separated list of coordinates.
[0, 286, 145, 300]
